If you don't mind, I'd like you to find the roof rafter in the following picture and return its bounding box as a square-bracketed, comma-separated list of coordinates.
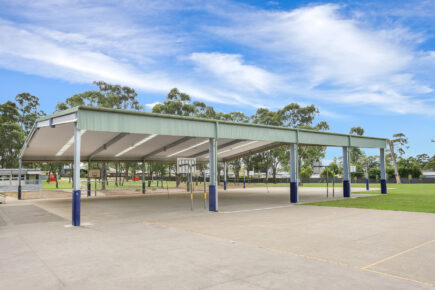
[189, 139, 245, 158]
[88, 133, 129, 161]
[142, 136, 194, 160]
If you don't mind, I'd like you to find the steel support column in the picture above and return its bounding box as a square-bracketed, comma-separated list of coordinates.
[209, 138, 218, 211]
[290, 143, 298, 203]
[18, 159, 22, 200]
[142, 161, 146, 194]
[342, 147, 351, 198]
[73, 122, 81, 226]
[87, 162, 91, 197]
[224, 162, 227, 190]
[380, 148, 387, 194]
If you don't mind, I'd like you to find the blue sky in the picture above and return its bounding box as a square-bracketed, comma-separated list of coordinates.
[0, 0, 434, 160]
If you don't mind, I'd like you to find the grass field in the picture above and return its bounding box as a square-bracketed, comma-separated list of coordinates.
[40, 179, 435, 214]
[305, 183, 435, 213]
[42, 178, 179, 190]
[41, 179, 358, 190]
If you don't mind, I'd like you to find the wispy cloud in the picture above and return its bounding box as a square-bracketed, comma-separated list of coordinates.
[188, 52, 282, 94]
[0, 0, 434, 116]
[205, 3, 435, 114]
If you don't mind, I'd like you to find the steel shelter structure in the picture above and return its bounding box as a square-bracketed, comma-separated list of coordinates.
[18, 106, 389, 226]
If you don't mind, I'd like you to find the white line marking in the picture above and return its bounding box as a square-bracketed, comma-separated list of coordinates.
[219, 205, 292, 214]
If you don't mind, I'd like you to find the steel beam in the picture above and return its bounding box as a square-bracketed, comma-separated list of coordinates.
[142, 136, 194, 160]
[88, 133, 129, 160]
[190, 139, 244, 158]
[222, 142, 284, 162]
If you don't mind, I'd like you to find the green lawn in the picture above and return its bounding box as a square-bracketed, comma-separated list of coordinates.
[42, 179, 371, 190]
[304, 184, 435, 213]
[42, 178, 180, 190]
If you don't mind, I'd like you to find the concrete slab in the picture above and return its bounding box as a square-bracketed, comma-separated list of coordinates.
[0, 187, 433, 289]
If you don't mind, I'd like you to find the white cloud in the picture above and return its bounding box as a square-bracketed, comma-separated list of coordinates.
[0, 0, 433, 116]
[206, 4, 435, 114]
[189, 52, 281, 93]
[145, 102, 160, 110]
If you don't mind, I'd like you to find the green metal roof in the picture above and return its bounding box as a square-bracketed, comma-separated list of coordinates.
[21, 105, 387, 162]
[38, 106, 387, 145]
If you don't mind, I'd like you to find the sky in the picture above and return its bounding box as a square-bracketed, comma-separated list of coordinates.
[0, 0, 434, 161]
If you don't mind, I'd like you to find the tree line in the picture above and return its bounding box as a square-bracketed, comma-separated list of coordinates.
[1, 81, 434, 188]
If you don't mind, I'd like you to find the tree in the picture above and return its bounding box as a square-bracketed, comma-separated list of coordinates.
[216, 112, 249, 122]
[357, 155, 379, 171]
[415, 154, 430, 168]
[152, 88, 196, 116]
[423, 160, 435, 171]
[40, 162, 64, 189]
[350, 164, 365, 179]
[269, 146, 287, 183]
[229, 159, 242, 180]
[242, 156, 255, 179]
[297, 122, 330, 181]
[320, 167, 334, 178]
[368, 168, 380, 179]
[0, 101, 25, 168]
[56, 81, 144, 189]
[250, 104, 325, 182]
[397, 158, 422, 178]
[15, 93, 46, 134]
[389, 133, 409, 184]
[300, 166, 313, 179]
[349, 126, 365, 164]
[56, 81, 143, 111]
[328, 161, 342, 176]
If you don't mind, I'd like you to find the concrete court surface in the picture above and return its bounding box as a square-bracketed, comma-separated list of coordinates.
[0, 187, 434, 289]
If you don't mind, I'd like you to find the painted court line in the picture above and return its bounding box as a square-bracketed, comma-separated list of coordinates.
[219, 205, 292, 214]
[143, 219, 434, 288]
[361, 239, 435, 269]
[362, 268, 435, 287]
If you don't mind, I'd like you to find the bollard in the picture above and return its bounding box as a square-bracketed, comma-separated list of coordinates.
[87, 181, 91, 197]
[366, 178, 369, 191]
[204, 192, 207, 209]
[190, 193, 193, 211]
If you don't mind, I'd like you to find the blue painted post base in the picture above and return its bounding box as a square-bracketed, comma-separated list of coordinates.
[87, 182, 91, 197]
[209, 185, 216, 211]
[380, 179, 387, 194]
[366, 178, 369, 191]
[142, 182, 146, 194]
[18, 185, 22, 200]
[243, 180, 246, 189]
[72, 190, 81, 226]
[224, 181, 227, 190]
[290, 182, 298, 203]
[343, 180, 351, 198]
